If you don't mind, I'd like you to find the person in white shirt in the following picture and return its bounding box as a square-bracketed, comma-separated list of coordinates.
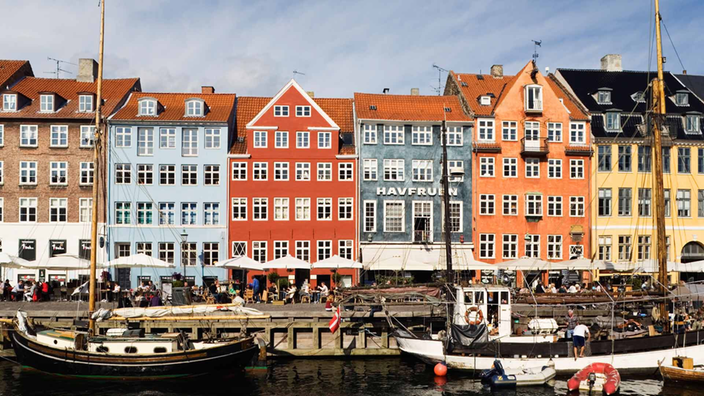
[572, 322, 590, 360]
[568, 283, 577, 293]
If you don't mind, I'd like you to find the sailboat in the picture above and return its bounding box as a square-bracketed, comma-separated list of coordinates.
[10, 1, 258, 378]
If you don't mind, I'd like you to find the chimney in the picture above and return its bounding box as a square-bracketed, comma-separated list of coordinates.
[490, 65, 503, 78]
[600, 54, 623, 72]
[306, 91, 315, 98]
[683, 70, 688, 75]
[410, 88, 420, 96]
[201, 86, 215, 94]
[76, 58, 98, 83]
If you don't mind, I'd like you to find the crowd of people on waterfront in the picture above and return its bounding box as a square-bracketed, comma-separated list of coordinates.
[0, 279, 53, 302]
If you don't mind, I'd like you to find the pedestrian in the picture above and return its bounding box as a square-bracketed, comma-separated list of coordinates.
[12, 281, 23, 301]
[250, 277, 260, 303]
[565, 309, 578, 339]
[3, 280, 10, 301]
[42, 281, 50, 302]
[572, 321, 590, 360]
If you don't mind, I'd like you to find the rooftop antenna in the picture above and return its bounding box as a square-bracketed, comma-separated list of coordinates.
[531, 40, 542, 64]
[293, 70, 306, 79]
[45, 57, 76, 78]
[432, 64, 449, 96]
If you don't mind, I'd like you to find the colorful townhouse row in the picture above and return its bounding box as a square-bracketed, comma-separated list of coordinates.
[2, 54, 704, 289]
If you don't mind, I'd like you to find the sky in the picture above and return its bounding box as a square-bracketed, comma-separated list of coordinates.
[3, 0, 704, 98]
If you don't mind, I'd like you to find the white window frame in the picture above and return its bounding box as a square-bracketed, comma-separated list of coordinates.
[295, 105, 311, 117]
[479, 157, 495, 177]
[231, 198, 247, 221]
[181, 164, 198, 186]
[253, 162, 268, 181]
[231, 241, 247, 258]
[159, 164, 175, 185]
[253, 198, 268, 221]
[274, 105, 289, 117]
[525, 234, 541, 258]
[253, 241, 267, 263]
[274, 197, 289, 221]
[503, 158, 517, 178]
[383, 159, 404, 181]
[605, 112, 621, 131]
[50, 125, 68, 147]
[79, 95, 94, 112]
[502, 234, 518, 259]
[273, 162, 289, 181]
[181, 203, 198, 225]
[19, 197, 38, 223]
[412, 160, 433, 182]
[525, 158, 540, 178]
[569, 122, 587, 145]
[547, 159, 562, 179]
[138, 99, 157, 116]
[185, 99, 204, 117]
[317, 240, 332, 261]
[479, 234, 495, 259]
[295, 241, 310, 262]
[204, 164, 220, 186]
[317, 198, 332, 221]
[19, 161, 38, 185]
[20, 125, 38, 147]
[547, 235, 562, 259]
[40, 94, 54, 112]
[115, 127, 131, 148]
[295, 198, 311, 221]
[158, 202, 175, 225]
[363, 159, 377, 181]
[570, 159, 585, 179]
[479, 194, 495, 215]
[231, 162, 247, 181]
[547, 196, 562, 217]
[2, 94, 17, 111]
[49, 161, 68, 185]
[339, 162, 353, 181]
[253, 130, 267, 148]
[317, 162, 332, 181]
[181, 128, 198, 156]
[275, 131, 288, 148]
[363, 124, 377, 144]
[547, 122, 562, 142]
[570, 196, 585, 217]
[295, 162, 310, 181]
[383, 125, 404, 145]
[364, 200, 376, 232]
[115, 202, 131, 225]
[318, 131, 332, 149]
[446, 125, 463, 146]
[0, 124, 3, 147]
[525, 194, 543, 216]
[80, 125, 95, 148]
[296, 131, 309, 148]
[204, 128, 221, 149]
[274, 241, 289, 259]
[501, 121, 517, 141]
[478, 119, 494, 142]
[338, 197, 353, 220]
[383, 201, 405, 233]
[49, 197, 68, 223]
[411, 125, 432, 146]
[115, 163, 131, 184]
[137, 164, 154, 185]
[80, 162, 94, 186]
[503, 195, 518, 216]
[524, 84, 543, 112]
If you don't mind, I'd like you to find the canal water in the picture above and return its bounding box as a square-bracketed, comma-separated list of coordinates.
[0, 356, 691, 395]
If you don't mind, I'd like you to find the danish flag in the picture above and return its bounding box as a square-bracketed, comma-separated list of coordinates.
[329, 306, 341, 333]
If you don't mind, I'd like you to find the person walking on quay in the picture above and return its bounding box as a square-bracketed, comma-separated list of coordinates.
[12, 281, 23, 301]
[572, 321, 590, 360]
[41, 281, 50, 302]
[2, 280, 9, 301]
[565, 309, 578, 339]
[250, 277, 260, 303]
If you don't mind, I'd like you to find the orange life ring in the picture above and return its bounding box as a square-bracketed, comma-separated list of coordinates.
[465, 306, 484, 326]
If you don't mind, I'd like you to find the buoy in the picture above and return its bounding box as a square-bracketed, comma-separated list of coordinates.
[434, 362, 448, 377]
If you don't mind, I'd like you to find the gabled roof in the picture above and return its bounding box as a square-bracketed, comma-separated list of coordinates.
[676, 74, 704, 104]
[0, 77, 140, 119]
[449, 71, 514, 117]
[0, 60, 32, 88]
[231, 96, 270, 154]
[545, 75, 590, 120]
[111, 92, 235, 122]
[353, 93, 471, 122]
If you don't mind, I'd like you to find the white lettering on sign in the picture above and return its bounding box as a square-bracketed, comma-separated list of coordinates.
[375, 187, 458, 196]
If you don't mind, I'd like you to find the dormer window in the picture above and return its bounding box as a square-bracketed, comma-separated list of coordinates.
[40, 94, 54, 112]
[138, 99, 157, 116]
[605, 111, 621, 132]
[479, 96, 491, 106]
[524, 85, 542, 112]
[632, 91, 646, 103]
[676, 91, 689, 106]
[596, 88, 612, 105]
[2, 94, 16, 111]
[79, 95, 94, 112]
[185, 99, 204, 116]
[686, 114, 701, 134]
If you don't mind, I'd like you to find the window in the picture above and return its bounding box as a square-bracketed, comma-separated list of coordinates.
[547, 235, 562, 259]
[273, 162, 289, 181]
[548, 122, 562, 142]
[686, 115, 700, 133]
[503, 158, 518, 178]
[115, 202, 131, 224]
[186, 100, 203, 117]
[50, 162, 68, 185]
[138, 99, 156, 116]
[363, 159, 377, 181]
[598, 236, 612, 261]
[317, 198, 332, 220]
[159, 202, 175, 225]
[638, 188, 652, 217]
[181, 203, 197, 225]
[384, 125, 404, 145]
[253, 162, 268, 180]
[50, 125, 68, 147]
[137, 202, 153, 224]
[203, 243, 219, 266]
[295, 241, 310, 262]
[606, 112, 621, 131]
[364, 201, 376, 232]
[80, 126, 95, 147]
[699, 190, 704, 218]
[479, 194, 495, 215]
[19, 198, 37, 222]
[0, 161, 3, 184]
[338, 198, 353, 220]
[383, 159, 404, 181]
[79, 95, 93, 112]
[384, 201, 405, 232]
[274, 131, 288, 148]
[19, 161, 37, 185]
[231, 198, 247, 220]
[317, 163, 332, 181]
[159, 243, 175, 264]
[49, 198, 67, 222]
[80, 162, 94, 185]
[598, 146, 611, 172]
[525, 158, 539, 178]
[412, 160, 433, 181]
[570, 159, 584, 179]
[699, 149, 704, 174]
[20, 125, 38, 147]
[479, 234, 495, 259]
[597, 90, 612, 104]
[502, 234, 518, 259]
[525, 85, 542, 111]
[231, 162, 247, 180]
[618, 188, 632, 216]
[296, 131, 309, 148]
[253, 198, 268, 220]
[116, 127, 131, 147]
[618, 146, 631, 172]
[502, 121, 517, 141]
[40, 94, 54, 112]
[204, 128, 221, 149]
[569, 122, 586, 144]
[638, 146, 652, 172]
[137, 164, 153, 185]
[548, 159, 562, 179]
[676, 92, 689, 106]
[480, 96, 491, 106]
[292, 105, 310, 117]
[2, 94, 16, 111]
[317, 240, 332, 261]
[448, 202, 462, 232]
[448, 160, 464, 182]
[446, 126, 463, 146]
[618, 236, 632, 261]
[525, 234, 540, 258]
[339, 240, 353, 260]
[0, 125, 3, 147]
[339, 163, 353, 181]
[136, 242, 153, 257]
[503, 195, 518, 215]
[479, 157, 494, 177]
[598, 188, 611, 216]
[274, 198, 289, 220]
[663, 147, 671, 173]
[570, 196, 585, 217]
[160, 165, 175, 185]
[478, 120, 494, 141]
[295, 163, 310, 181]
[679, 147, 691, 173]
[274, 105, 288, 117]
[677, 189, 691, 217]
[181, 165, 197, 185]
[137, 128, 154, 156]
[182, 129, 198, 156]
[232, 242, 246, 258]
[203, 203, 220, 225]
[274, 241, 288, 259]
[363, 124, 377, 144]
[182, 243, 197, 266]
[318, 132, 332, 149]
[547, 196, 562, 217]
[638, 236, 651, 260]
[295, 198, 310, 220]
[524, 121, 540, 142]
[664, 189, 671, 217]
[412, 126, 432, 145]
[525, 194, 542, 216]
[0, 198, 5, 221]
[204, 165, 220, 185]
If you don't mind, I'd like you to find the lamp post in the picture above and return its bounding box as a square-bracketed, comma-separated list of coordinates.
[180, 228, 188, 281]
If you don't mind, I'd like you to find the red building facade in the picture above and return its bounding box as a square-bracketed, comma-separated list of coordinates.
[228, 80, 357, 289]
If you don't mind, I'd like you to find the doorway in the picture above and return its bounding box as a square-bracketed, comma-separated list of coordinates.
[116, 268, 131, 289]
[413, 201, 432, 243]
[295, 269, 310, 288]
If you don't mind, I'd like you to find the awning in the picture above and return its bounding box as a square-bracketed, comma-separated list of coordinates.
[312, 255, 363, 269]
[214, 256, 265, 270]
[263, 254, 311, 270]
[101, 253, 174, 269]
[362, 243, 475, 271]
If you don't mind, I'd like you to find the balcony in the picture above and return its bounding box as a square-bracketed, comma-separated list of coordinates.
[520, 137, 549, 156]
[413, 230, 431, 244]
[473, 140, 501, 153]
[565, 143, 593, 156]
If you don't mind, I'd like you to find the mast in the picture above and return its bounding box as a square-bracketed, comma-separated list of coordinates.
[652, 0, 669, 333]
[88, 0, 106, 333]
[441, 120, 454, 283]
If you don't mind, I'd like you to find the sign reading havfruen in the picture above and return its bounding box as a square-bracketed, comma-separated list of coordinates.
[375, 187, 458, 196]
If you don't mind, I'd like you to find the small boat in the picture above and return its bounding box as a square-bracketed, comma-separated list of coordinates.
[567, 362, 620, 395]
[659, 357, 704, 384]
[480, 359, 556, 388]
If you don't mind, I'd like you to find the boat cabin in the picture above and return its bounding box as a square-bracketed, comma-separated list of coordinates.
[453, 285, 512, 339]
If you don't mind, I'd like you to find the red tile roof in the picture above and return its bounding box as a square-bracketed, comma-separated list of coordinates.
[111, 91, 235, 122]
[315, 98, 354, 133]
[354, 93, 472, 122]
[546, 74, 590, 120]
[450, 71, 514, 117]
[0, 60, 31, 87]
[0, 77, 140, 119]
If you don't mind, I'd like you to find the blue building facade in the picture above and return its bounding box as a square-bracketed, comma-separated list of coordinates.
[106, 90, 235, 288]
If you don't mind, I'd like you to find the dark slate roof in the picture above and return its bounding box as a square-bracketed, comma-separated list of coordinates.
[591, 113, 644, 139]
[676, 74, 704, 103]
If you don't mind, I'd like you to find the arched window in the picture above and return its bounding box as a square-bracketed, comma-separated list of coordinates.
[681, 242, 704, 263]
[185, 99, 204, 116]
[138, 98, 157, 116]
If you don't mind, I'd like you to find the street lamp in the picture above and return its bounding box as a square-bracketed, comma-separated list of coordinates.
[180, 229, 188, 280]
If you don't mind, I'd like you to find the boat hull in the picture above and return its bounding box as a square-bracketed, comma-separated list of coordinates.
[660, 364, 704, 384]
[10, 330, 258, 378]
